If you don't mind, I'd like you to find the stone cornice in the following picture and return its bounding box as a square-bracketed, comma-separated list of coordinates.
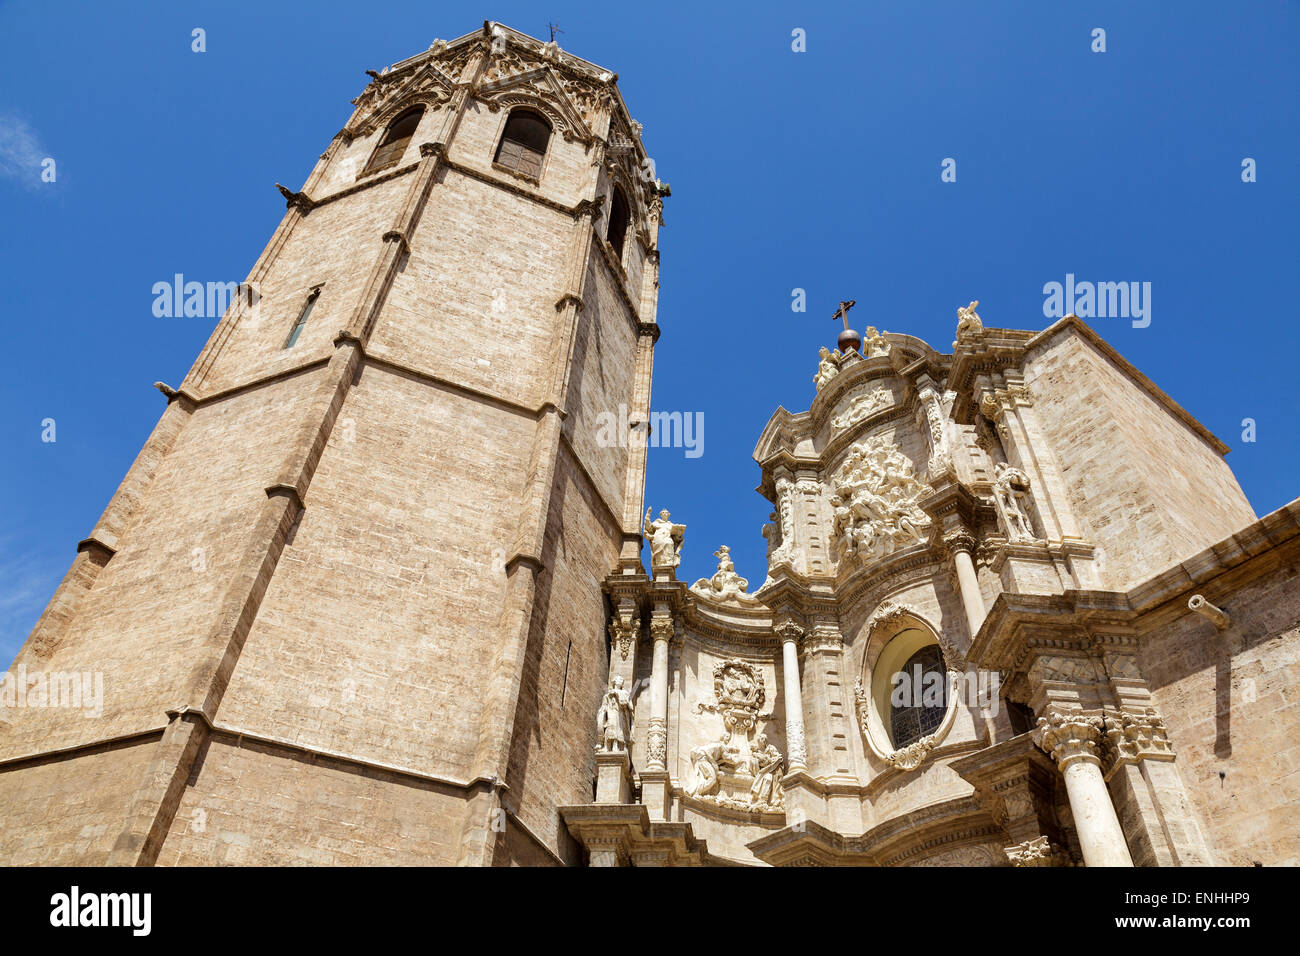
[969, 498, 1300, 683]
[747, 794, 999, 867]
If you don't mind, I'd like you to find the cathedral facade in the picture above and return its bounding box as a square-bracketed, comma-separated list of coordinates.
[1, 24, 1296, 867]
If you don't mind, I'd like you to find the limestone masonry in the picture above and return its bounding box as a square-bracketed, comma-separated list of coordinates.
[1, 24, 1296, 866]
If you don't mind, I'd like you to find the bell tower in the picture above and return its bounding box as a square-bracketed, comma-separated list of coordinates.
[0, 23, 664, 867]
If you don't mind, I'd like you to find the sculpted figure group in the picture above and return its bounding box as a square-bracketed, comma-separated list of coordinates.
[830, 435, 932, 563]
[686, 733, 785, 811]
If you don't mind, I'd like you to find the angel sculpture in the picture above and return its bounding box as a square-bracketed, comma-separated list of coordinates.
[956, 300, 983, 336]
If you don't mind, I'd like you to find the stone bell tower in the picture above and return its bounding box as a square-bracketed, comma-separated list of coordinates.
[0, 23, 665, 867]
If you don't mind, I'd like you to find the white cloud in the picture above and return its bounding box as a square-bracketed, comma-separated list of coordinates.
[0, 114, 50, 186]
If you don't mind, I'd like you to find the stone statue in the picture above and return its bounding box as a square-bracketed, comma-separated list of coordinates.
[595, 675, 633, 753]
[643, 507, 685, 572]
[748, 734, 785, 809]
[993, 461, 1036, 542]
[686, 738, 741, 798]
[863, 326, 890, 358]
[956, 300, 983, 337]
[814, 346, 840, 390]
[690, 545, 760, 605]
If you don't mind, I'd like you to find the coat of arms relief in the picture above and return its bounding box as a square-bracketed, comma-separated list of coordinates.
[686, 660, 785, 813]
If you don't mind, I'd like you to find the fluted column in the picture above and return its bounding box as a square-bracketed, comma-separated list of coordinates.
[775, 621, 807, 772]
[1035, 711, 1133, 867]
[646, 612, 672, 772]
[945, 530, 987, 638]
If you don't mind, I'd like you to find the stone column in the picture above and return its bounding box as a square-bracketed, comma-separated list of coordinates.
[1035, 711, 1133, 867]
[775, 621, 807, 772]
[945, 530, 987, 638]
[646, 613, 672, 772]
[640, 606, 675, 820]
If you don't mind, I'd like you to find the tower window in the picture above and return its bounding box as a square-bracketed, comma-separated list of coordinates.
[282, 288, 320, 349]
[493, 109, 551, 179]
[362, 107, 425, 176]
[889, 644, 948, 749]
[607, 186, 629, 262]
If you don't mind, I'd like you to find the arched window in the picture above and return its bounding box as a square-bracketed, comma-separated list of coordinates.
[889, 644, 948, 749]
[494, 109, 551, 179]
[362, 107, 424, 176]
[607, 185, 630, 261]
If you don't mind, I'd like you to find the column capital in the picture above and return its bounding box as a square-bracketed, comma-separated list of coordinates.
[773, 619, 804, 646]
[1034, 709, 1105, 771]
[805, 622, 844, 655]
[942, 529, 977, 557]
[649, 612, 675, 643]
[1102, 706, 1175, 778]
[1004, 835, 1070, 867]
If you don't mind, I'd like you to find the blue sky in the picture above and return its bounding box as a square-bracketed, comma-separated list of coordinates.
[1, 1, 1297, 666]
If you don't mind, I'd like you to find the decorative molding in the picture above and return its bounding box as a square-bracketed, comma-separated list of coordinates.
[607, 604, 639, 661]
[690, 545, 760, 606]
[1005, 835, 1071, 867]
[1102, 706, 1175, 778]
[1034, 709, 1105, 771]
[830, 385, 893, 432]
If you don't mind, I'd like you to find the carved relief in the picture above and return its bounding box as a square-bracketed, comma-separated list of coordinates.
[830, 386, 892, 431]
[830, 436, 931, 564]
[769, 478, 796, 570]
[690, 545, 760, 606]
[646, 718, 667, 769]
[687, 660, 785, 813]
[1005, 835, 1070, 867]
[1102, 707, 1175, 769]
[884, 733, 940, 771]
[351, 63, 456, 131]
[607, 604, 639, 661]
[863, 600, 965, 672]
[474, 36, 605, 143]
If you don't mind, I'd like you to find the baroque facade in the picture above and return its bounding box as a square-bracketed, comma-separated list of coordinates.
[2, 25, 1298, 867]
[576, 303, 1300, 867]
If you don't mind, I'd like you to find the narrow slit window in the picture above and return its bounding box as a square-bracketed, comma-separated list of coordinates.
[283, 288, 320, 349]
[361, 107, 425, 177]
[607, 185, 629, 263]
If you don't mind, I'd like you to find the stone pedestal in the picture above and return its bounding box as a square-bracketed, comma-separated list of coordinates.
[595, 750, 632, 805]
[640, 769, 671, 821]
[780, 769, 826, 828]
